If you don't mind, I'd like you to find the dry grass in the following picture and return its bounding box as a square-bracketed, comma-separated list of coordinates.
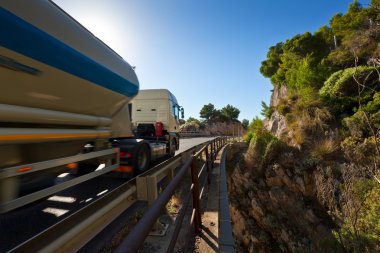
[311, 138, 339, 160]
[291, 128, 307, 148]
[167, 194, 181, 215]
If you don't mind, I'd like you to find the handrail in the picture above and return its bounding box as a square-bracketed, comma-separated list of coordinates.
[114, 136, 228, 253]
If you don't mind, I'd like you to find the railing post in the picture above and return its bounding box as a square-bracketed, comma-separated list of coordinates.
[191, 156, 202, 233]
[211, 141, 214, 168]
[205, 147, 211, 185]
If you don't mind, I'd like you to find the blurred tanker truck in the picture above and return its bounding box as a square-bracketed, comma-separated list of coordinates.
[0, 0, 183, 212]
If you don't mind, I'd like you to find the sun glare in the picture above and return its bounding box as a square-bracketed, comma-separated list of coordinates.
[79, 14, 124, 53]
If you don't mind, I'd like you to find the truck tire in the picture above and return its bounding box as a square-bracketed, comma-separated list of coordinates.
[133, 144, 150, 175]
[169, 138, 176, 157]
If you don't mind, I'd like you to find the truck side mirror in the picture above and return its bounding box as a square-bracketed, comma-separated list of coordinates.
[181, 108, 184, 119]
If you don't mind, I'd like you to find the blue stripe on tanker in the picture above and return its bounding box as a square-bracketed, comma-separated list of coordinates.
[0, 7, 138, 97]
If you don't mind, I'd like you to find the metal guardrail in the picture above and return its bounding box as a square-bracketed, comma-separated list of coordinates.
[0, 148, 119, 213]
[115, 137, 229, 253]
[7, 138, 221, 252]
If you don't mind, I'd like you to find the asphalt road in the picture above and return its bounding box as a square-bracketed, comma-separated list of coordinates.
[176, 136, 215, 155]
[0, 137, 215, 253]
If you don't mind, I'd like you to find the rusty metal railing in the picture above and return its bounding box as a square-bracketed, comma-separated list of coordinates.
[114, 137, 228, 253]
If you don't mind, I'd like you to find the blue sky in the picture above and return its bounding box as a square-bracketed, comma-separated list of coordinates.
[54, 0, 357, 122]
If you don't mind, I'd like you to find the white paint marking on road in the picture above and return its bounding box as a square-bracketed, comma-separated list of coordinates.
[97, 189, 109, 196]
[95, 163, 106, 171]
[58, 173, 70, 178]
[48, 195, 76, 203]
[42, 207, 69, 217]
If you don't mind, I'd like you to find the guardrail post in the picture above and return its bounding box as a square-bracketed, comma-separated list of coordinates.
[205, 147, 211, 185]
[191, 156, 202, 233]
[136, 176, 147, 201]
[210, 141, 214, 168]
[147, 176, 158, 207]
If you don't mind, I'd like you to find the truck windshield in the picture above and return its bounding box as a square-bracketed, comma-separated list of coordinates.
[169, 91, 180, 120]
[173, 104, 179, 120]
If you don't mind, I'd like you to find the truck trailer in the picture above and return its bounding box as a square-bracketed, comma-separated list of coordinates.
[0, 0, 183, 212]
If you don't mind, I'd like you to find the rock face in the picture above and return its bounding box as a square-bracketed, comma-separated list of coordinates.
[202, 121, 244, 136]
[226, 143, 335, 253]
[265, 111, 287, 139]
[269, 85, 288, 108]
[264, 85, 288, 139]
[180, 120, 245, 136]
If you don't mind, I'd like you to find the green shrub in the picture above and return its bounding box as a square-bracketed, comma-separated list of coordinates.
[334, 179, 380, 253]
[245, 131, 254, 143]
[319, 66, 379, 114]
[246, 130, 278, 170]
[277, 104, 290, 116]
[261, 101, 274, 118]
[341, 136, 378, 165]
[262, 138, 289, 168]
[320, 66, 378, 98]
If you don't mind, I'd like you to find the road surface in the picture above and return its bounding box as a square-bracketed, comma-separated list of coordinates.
[0, 137, 216, 252]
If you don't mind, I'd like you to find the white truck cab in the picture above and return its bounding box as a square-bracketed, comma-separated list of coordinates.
[130, 89, 184, 133]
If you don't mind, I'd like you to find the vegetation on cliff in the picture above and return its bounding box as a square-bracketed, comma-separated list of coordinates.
[231, 1, 380, 252]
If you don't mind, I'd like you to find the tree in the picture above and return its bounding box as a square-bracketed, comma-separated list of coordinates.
[242, 119, 249, 130]
[186, 117, 205, 129]
[260, 42, 283, 80]
[199, 103, 217, 120]
[220, 104, 240, 120]
[187, 117, 201, 124]
[179, 119, 185, 125]
[248, 116, 264, 133]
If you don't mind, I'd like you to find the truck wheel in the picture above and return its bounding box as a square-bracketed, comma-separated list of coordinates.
[169, 138, 176, 157]
[133, 144, 150, 175]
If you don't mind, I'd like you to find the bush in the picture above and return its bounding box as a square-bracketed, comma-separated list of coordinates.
[245, 131, 254, 143]
[277, 104, 290, 116]
[341, 136, 378, 165]
[245, 130, 278, 171]
[261, 101, 274, 118]
[319, 66, 379, 114]
[262, 138, 289, 168]
[320, 66, 379, 98]
[334, 178, 380, 253]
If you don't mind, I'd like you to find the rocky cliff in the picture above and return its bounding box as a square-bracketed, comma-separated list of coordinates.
[226, 85, 340, 252]
[264, 85, 288, 139]
[227, 143, 335, 252]
[227, 81, 380, 252]
[180, 120, 245, 136]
